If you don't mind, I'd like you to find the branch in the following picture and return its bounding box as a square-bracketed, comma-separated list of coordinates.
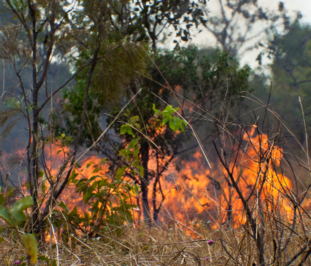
[36, 10, 55, 90]
[34, 43, 101, 233]
[212, 140, 257, 237]
[38, 60, 93, 113]
[4, 0, 33, 48]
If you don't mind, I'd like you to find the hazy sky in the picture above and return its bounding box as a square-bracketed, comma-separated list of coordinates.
[260, 0, 311, 24]
[187, 0, 311, 68]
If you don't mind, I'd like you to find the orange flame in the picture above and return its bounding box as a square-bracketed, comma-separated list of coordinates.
[145, 127, 293, 231]
[7, 126, 296, 235]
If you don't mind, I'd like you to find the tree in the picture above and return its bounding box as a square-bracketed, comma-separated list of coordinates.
[109, 46, 251, 224]
[201, 0, 295, 57]
[0, 0, 210, 237]
[0, 0, 147, 236]
[124, 0, 208, 50]
[62, 45, 251, 224]
[256, 21, 311, 145]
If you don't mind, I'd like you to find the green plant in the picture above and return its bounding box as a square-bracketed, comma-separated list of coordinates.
[52, 154, 139, 239]
[152, 104, 187, 133]
[0, 194, 38, 265]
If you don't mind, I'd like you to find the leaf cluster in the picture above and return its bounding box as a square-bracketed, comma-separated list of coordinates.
[51, 158, 138, 238]
[152, 104, 187, 132]
[0, 194, 38, 265]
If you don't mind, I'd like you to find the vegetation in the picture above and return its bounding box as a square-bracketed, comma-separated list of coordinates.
[61, 45, 251, 225]
[265, 22, 311, 144]
[0, 0, 311, 265]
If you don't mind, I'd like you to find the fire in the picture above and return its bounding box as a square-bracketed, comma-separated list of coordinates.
[43, 141, 110, 213]
[147, 126, 293, 229]
[5, 125, 295, 235]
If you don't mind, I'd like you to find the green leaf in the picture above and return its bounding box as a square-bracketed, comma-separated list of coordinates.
[86, 161, 94, 168]
[93, 168, 100, 173]
[99, 158, 107, 166]
[83, 188, 94, 203]
[58, 201, 68, 211]
[0, 207, 13, 225]
[127, 127, 135, 138]
[128, 138, 140, 149]
[68, 207, 78, 220]
[173, 117, 180, 130]
[0, 194, 5, 206]
[74, 162, 81, 168]
[25, 182, 30, 189]
[153, 104, 160, 115]
[120, 124, 135, 137]
[133, 147, 139, 161]
[21, 234, 38, 265]
[162, 116, 170, 126]
[10, 196, 34, 224]
[138, 166, 144, 177]
[163, 105, 177, 116]
[133, 184, 140, 197]
[6, 189, 15, 198]
[130, 116, 139, 123]
[69, 170, 79, 183]
[41, 181, 46, 193]
[169, 118, 176, 131]
[38, 255, 50, 262]
[119, 148, 127, 156]
[87, 175, 100, 184]
[116, 166, 127, 181]
[38, 171, 45, 178]
[120, 125, 128, 135]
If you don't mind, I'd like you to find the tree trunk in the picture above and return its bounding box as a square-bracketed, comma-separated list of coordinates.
[31, 107, 40, 232]
[31, 15, 39, 231]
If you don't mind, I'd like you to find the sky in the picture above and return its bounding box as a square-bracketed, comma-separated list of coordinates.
[260, 0, 311, 24]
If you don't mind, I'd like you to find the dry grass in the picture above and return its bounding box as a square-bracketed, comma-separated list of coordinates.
[1, 211, 311, 266]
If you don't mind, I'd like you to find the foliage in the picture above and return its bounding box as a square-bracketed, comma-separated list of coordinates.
[61, 45, 251, 223]
[110, 45, 251, 142]
[127, 0, 208, 49]
[152, 104, 187, 132]
[0, 0, 260, 253]
[270, 22, 311, 133]
[0, 195, 33, 226]
[0, 0, 153, 236]
[119, 137, 144, 177]
[60, 40, 147, 147]
[253, 21, 311, 143]
[52, 153, 139, 238]
[0, 193, 38, 265]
